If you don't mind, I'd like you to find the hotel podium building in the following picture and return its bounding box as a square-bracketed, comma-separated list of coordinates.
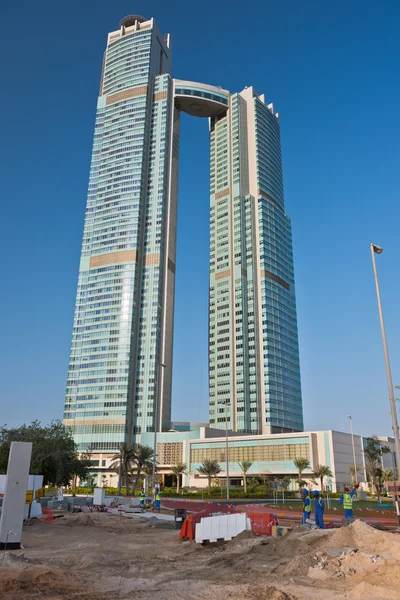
[63, 15, 303, 458]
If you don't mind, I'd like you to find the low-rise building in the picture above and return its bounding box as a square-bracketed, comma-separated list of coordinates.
[82, 426, 395, 493]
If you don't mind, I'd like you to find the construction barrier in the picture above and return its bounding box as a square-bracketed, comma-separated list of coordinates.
[41, 508, 54, 523]
[247, 512, 276, 536]
[180, 507, 278, 541]
[179, 514, 195, 540]
[195, 513, 251, 543]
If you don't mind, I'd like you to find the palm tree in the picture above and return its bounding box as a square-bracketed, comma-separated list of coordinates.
[238, 461, 253, 494]
[293, 457, 311, 490]
[313, 464, 333, 491]
[110, 443, 135, 496]
[171, 462, 187, 493]
[131, 445, 155, 493]
[381, 467, 394, 494]
[348, 464, 363, 485]
[364, 436, 390, 503]
[198, 460, 221, 494]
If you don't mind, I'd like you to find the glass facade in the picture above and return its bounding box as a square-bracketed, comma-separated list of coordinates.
[64, 16, 303, 454]
[190, 437, 310, 466]
[64, 18, 174, 451]
[208, 88, 303, 434]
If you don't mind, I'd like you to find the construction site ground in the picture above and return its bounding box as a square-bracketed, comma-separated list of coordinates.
[1, 513, 400, 599]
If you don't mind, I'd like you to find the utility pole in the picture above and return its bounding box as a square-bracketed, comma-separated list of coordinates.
[370, 244, 400, 523]
[151, 361, 166, 499]
[225, 400, 230, 501]
[348, 415, 358, 484]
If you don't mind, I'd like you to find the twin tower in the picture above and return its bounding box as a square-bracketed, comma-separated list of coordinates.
[63, 15, 303, 452]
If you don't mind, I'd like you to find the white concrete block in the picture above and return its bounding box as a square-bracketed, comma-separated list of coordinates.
[93, 488, 106, 505]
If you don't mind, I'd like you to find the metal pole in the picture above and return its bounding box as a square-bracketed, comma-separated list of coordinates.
[391, 451, 400, 519]
[152, 362, 165, 499]
[118, 450, 122, 496]
[348, 415, 358, 484]
[370, 243, 400, 524]
[225, 400, 230, 501]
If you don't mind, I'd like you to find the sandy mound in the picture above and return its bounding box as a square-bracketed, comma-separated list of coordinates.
[325, 520, 400, 560]
[58, 513, 113, 527]
[0, 566, 108, 600]
[229, 529, 258, 544]
[197, 584, 297, 600]
[347, 581, 400, 599]
[244, 586, 297, 599]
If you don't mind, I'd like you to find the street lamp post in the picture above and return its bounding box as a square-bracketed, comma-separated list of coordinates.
[370, 243, 400, 523]
[225, 400, 230, 501]
[151, 361, 166, 498]
[348, 415, 358, 484]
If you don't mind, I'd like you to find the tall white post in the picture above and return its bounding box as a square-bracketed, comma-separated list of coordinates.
[0, 442, 32, 550]
[370, 243, 400, 522]
[348, 415, 358, 484]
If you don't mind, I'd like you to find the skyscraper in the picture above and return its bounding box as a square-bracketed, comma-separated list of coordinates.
[63, 15, 303, 454]
[208, 87, 303, 434]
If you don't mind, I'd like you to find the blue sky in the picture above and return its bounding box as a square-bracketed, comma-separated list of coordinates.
[1, 0, 400, 438]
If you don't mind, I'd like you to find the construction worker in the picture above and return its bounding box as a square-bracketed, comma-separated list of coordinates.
[155, 491, 161, 511]
[338, 483, 360, 519]
[139, 489, 145, 511]
[301, 488, 312, 524]
[313, 490, 325, 529]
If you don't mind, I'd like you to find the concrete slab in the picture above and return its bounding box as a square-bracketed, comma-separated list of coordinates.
[0, 442, 32, 550]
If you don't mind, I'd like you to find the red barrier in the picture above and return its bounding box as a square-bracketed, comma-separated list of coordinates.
[41, 508, 54, 523]
[180, 514, 195, 540]
[247, 512, 276, 536]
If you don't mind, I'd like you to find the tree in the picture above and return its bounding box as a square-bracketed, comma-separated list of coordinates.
[131, 445, 155, 493]
[238, 461, 253, 494]
[364, 436, 390, 503]
[293, 457, 310, 490]
[382, 467, 394, 482]
[0, 420, 91, 486]
[381, 467, 394, 493]
[313, 464, 333, 491]
[110, 443, 136, 496]
[198, 460, 221, 493]
[348, 464, 363, 485]
[247, 477, 260, 493]
[171, 462, 187, 493]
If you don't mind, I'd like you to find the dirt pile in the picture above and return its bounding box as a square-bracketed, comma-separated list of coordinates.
[347, 581, 400, 599]
[301, 520, 400, 591]
[196, 584, 298, 600]
[0, 566, 109, 600]
[326, 519, 400, 559]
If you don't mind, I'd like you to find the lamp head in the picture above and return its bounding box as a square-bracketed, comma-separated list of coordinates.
[372, 244, 383, 254]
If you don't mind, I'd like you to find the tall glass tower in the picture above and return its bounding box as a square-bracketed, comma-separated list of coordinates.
[63, 15, 303, 453]
[63, 16, 176, 451]
[208, 87, 303, 434]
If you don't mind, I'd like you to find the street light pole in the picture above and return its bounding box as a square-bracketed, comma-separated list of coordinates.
[370, 243, 400, 523]
[151, 361, 166, 498]
[348, 415, 358, 484]
[225, 400, 230, 501]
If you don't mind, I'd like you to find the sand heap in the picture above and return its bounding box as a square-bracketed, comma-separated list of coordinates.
[0, 566, 109, 600]
[303, 520, 400, 593]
